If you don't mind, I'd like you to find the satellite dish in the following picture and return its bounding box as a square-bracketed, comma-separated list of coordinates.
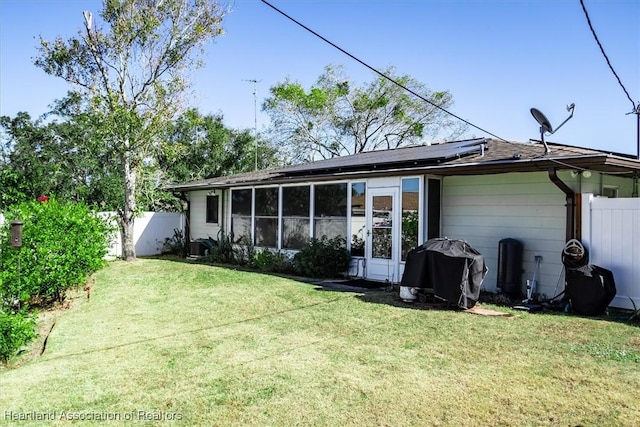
[530, 108, 553, 133]
[529, 103, 575, 155]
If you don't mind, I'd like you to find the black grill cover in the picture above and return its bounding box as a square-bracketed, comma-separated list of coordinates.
[401, 238, 488, 309]
[565, 265, 616, 316]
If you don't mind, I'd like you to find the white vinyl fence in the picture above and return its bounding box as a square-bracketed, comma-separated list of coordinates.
[100, 212, 185, 258]
[1, 212, 185, 259]
[581, 194, 640, 310]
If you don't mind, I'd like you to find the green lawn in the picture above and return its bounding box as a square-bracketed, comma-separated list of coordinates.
[1, 259, 639, 426]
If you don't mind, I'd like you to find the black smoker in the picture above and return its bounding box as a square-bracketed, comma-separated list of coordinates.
[497, 238, 523, 298]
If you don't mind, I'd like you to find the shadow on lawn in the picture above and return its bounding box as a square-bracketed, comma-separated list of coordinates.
[143, 255, 416, 307]
[311, 281, 459, 313]
[350, 286, 640, 325]
[313, 280, 640, 324]
[142, 255, 640, 325]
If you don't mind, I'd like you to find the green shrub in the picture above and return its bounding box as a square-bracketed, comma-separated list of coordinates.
[293, 236, 351, 278]
[235, 235, 255, 266]
[206, 232, 257, 266]
[252, 249, 294, 274]
[208, 230, 238, 264]
[0, 310, 36, 363]
[0, 198, 115, 306]
[162, 228, 186, 256]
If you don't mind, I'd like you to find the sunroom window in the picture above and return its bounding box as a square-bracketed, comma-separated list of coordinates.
[401, 178, 420, 261]
[350, 182, 366, 256]
[231, 189, 252, 242]
[254, 187, 279, 248]
[282, 185, 310, 249]
[314, 183, 347, 241]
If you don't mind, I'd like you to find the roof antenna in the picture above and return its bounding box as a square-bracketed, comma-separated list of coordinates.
[242, 79, 261, 171]
[530, 103, 575, 154]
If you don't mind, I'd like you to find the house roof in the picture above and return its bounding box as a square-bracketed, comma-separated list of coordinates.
[167, 138, 640, 191]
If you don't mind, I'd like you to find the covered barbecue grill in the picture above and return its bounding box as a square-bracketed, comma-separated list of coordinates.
[561, 239, 616, 316]
[400, 238, 488, 309]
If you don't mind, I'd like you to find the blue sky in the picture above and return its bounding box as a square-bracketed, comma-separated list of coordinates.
[1, 0, 638, 155]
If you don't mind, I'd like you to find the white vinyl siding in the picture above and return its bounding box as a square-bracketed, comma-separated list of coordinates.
[441, 172, 567, 298]
[571, 173, 636, 197]
[190, 190, 223, 239]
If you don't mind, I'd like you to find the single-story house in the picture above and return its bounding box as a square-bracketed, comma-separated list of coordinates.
[167, 138, 640, 300]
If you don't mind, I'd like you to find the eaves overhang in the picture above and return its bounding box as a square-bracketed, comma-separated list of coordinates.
[166, 140, 640, 192]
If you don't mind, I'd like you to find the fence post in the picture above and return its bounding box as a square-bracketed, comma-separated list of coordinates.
[580, 193, 593, 254]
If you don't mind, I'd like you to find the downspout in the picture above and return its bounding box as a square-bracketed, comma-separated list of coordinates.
[548, 168, 575, 242]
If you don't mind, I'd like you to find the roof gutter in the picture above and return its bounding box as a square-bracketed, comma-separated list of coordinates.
[548, 168, 575, 242]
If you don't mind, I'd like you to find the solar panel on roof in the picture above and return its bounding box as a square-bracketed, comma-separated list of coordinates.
[278, 138, 487, 174]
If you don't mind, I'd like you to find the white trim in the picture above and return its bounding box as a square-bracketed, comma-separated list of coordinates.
[309, 184, 315, 241]
[581, 193, 594, 257]
[366, 186, 400, 283]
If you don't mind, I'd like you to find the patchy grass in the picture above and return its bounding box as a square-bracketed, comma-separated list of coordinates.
[1, 259, 639, 426]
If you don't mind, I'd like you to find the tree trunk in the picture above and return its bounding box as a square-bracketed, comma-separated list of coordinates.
[121, 154, 137, 261]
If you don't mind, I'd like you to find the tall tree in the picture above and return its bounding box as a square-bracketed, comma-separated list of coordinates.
[160, 109, 266, 183]
[34, 0, 228, 260]
[0, 107, 267, 213]
[0, 113, 47, 208]
[263, 65, 465, 163]
[0, 163, 29, 210]
[1, 95, 129, 211]
[0, 109, 118, 210]
[143, 109, 279, 211]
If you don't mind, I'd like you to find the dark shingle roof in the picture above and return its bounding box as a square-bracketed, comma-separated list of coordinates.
[166, 138, 640, 191]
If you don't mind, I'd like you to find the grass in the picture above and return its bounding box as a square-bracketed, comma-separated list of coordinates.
[1, 258, 639, 426]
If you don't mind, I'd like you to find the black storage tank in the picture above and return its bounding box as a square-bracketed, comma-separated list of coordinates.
[497, 238, 523, 298]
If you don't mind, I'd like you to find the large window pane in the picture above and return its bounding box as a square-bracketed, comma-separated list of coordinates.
[254, 187, 279, 247]
[255, 187, 278, 216]
[282, 186, 310, 249]
[314, 183, 347, 217]
[283, 218, 310, 249]
[350, 182, 366, 256]
[232, 189, 252, 215]
[255, 218, 278, 247]
[282, 186, 310, 216]
[231, 189, 252, 242]
[314, 183, 348, 240]
[401, 178, 420, 261]
[231, 217, 251, 242]
[314, 218, 347, 241]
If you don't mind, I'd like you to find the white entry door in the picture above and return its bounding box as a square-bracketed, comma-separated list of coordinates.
[366, 187, 399, 282]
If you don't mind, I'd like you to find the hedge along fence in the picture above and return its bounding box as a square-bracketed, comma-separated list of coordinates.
[0, 198, 117, 363]
[0, 203, 184, 363]
[2, 211, 185, 261]
[0, 198, 116, 306]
